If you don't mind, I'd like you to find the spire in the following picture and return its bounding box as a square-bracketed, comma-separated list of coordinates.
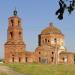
[13, 8, 17, 16]
[48, 22, 53, 27]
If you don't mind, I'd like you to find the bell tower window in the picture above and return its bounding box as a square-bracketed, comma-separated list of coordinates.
[18, 20, 20, 26]
[19, 32, 21, 37]
[48, 40, 50, 42]
[11, 19, 14, 26]
[39, 52, 41, 54]
[10, 32, 13, 38]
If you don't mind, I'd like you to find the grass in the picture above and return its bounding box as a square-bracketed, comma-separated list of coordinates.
[6, 63, 75, 75]
[0, 72, 7, 75]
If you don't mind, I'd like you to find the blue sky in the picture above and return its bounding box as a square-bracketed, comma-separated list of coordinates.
[0, 0, 75, 58]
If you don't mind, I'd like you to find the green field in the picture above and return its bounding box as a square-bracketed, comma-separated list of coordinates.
[6, 63, 75, 75]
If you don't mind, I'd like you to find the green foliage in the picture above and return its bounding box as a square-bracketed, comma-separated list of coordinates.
[7, 63, 75, 75]
[0, 59, 3, 62]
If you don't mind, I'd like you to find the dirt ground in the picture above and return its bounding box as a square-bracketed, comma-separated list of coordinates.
[0, 65, 25, 75]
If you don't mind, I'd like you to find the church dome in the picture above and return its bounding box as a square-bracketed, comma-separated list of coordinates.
[41, 23, 62, 34]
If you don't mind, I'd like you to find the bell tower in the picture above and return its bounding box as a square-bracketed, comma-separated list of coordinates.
[7, 9, 23, 43]
[4, 9, 26, 63]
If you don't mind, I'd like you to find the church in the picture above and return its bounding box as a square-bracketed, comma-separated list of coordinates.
[4, 9, 75, 64]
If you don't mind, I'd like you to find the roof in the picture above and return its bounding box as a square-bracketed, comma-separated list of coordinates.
[25, 51, 34, 57]
[8, 16, 21, 20]
[60, 51, 75, 54]
[41, 23, 62, 34]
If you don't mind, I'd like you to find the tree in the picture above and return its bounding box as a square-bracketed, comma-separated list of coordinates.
[55, 0, 75, 20]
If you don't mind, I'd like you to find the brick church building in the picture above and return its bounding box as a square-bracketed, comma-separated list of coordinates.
[4, 10, 75, 64]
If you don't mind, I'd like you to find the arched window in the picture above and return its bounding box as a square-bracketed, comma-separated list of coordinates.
[54, 38, 57, 43]
[11, 19, 14, 26]
[63, 56, 67, 63]
[39, 52, 41, 54]
[12, 54, 15, 62]
[18, 20, 20, 26]
[12, 56, 14, 62]
[38, 35, 41, 46]
[39, 57, 41, 62]
[52, 52, 54, 54]
[48, 40, 50, 42]
[74, 55, 75, 64]
[45, 39, 47, 43]
[10, 32, 13, 38]
[19, 57, 21, 62]
[12, 57, 14, 62]
[26, 57, 28, 63]
[19, 32, 21, 37]
[51, 57, 54, 62]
